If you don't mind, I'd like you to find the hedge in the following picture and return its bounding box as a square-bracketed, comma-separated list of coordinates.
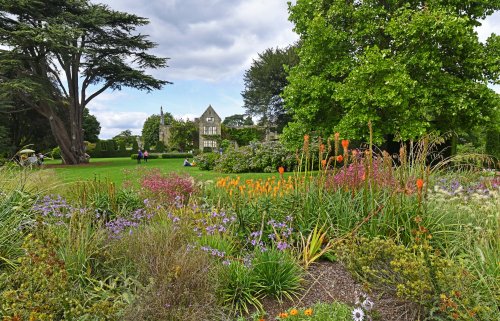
[130, 153, 191, 160]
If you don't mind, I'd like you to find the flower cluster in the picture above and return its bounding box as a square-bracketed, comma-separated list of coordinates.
[140, 170, 195, 205]
[193, 210, 236, 238]
[431, 176, 500, 200]
[105, 208, 154, 239]
[352, 291, 374, 321]
[247, 216, 295, 252]
[216, 176, 295, 199]
[33, 194, 86, 225]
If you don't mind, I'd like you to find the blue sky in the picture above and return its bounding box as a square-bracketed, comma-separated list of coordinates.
[88, 0, 500, 139]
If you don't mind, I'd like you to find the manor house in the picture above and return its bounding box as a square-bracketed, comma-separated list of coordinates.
[159, 105, 221, 150]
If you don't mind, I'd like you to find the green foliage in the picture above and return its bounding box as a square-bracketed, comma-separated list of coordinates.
[223, 125, 265, 146]
[194, 152, 220, 170]
[218, 261, 262, 315]
[251, 248, 303, 302]
[213, 141, 296, 173]
[169, 119, 198, 151]
[160, 152, 192, 159]
[242, 45, 298, 131]
[83, 108, 101, 143]
[90, 140, 130, 158]
[0, 189, 36, 272]
[51, 146, 61, 159]
[155, 141, 165, 153]
[223, 114, 254, 127]
[113, 130, 136, 147]
[112, 223, 223, 321]
[283, 0, 500, 147]
[336, 237, 493, 320]
[485, 128, 500, 161]
[142, 115, 159, 148]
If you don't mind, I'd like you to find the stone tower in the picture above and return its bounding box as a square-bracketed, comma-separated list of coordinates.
[158, 106, 171, 147]
[197, 105, 221, 150]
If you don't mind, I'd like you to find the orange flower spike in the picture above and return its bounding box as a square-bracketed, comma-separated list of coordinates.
[341, 139, 349, 151]
[304, 308, 313, 316]
[416, 178, 424, 190]
[303, 134, 310, 143]
[336, 155, 343, 162]
[321, 159, 327, 168]
[290, 308, 299, 316]
[319, 144, 325, 154]
[278, 166, 285, 175]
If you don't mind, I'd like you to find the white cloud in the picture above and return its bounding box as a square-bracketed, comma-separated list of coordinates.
[477, 11, 500, 43]
[92, 111, 149, 138]
[93, 0, 298, 81]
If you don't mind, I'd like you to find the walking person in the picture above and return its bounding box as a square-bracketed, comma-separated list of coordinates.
[137, 149, 143, 164]
[143, 150, 149, 163]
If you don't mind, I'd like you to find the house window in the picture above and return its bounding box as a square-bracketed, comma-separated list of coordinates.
[206, 117, 214, 122]
[203, 140, 217, 148]
[204, 126, 217, 135]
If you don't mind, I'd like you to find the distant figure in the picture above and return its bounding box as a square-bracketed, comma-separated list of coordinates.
[143, 150, 149, 163]
[219, 147, 223, 155]
[183, 158, 192, 167]
[37, 153, 44, 165]
[137, 149, 143, 164]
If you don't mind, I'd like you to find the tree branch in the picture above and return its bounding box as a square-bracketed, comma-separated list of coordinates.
[83, 83, 112, 107]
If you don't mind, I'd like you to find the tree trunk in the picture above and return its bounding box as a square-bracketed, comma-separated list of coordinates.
[37, 103, 87, 165]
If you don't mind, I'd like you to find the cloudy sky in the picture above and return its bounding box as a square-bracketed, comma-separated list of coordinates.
[88, 0, 500, 139]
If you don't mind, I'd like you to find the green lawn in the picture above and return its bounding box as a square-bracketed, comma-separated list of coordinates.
[43, 157, 286, 186]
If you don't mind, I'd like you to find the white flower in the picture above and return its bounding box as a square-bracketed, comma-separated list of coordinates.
[362, 298, 374, 311]
[352, 307, 365, 321]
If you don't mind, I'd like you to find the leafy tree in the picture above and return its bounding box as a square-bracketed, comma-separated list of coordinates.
[169, 119, 198, 152]
[0, 0, 169, 164]
[142, 112, 173, 149]
[82, 108, 100, 143]
[142, 115, 161, 149]
[283, 0, 500, 148]
[242, 46, 299, 132]
[113, 130, 135, 147]
[223, 114, 254, 127]
[222, 124, 264, 147]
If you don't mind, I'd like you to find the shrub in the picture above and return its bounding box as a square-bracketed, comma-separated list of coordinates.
[161, 152, 192, 159]
[218, 261, 262, 316]
[251, 247, 303, 302]
[336, 237, 490, 320]
[194, 152, 220, 170]
[113, 223, 225, 321]
[130, 153, 159, 160]
[213, 141, 296, 173]
[51, 146, 61, 159]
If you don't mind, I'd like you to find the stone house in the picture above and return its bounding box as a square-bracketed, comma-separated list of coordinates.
[195, 105, 222, 150]
[159, 105, 222, 150]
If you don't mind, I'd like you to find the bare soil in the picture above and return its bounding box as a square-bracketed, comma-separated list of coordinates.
[260, 261, 420, 321]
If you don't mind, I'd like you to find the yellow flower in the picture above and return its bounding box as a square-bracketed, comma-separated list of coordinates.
[304, 308, 313, 316]
[278, 312, 289, 318]
[290, 308, 298, 316]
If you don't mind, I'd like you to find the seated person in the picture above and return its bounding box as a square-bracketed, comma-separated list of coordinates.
[183, 158, 192, 167]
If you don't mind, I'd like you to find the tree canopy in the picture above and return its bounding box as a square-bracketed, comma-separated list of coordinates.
[222, 114, 254, 127]
[142, 115, 161, 149]
[168, 119, 198, 152]
[242, 46, 299, 132]
[82, 108, 100, 143]
[282, 0, 500, 148]
[0, 0, 169, 164]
